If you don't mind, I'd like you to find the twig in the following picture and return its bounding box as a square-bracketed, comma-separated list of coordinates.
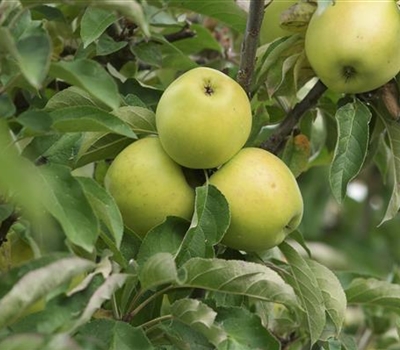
[164, 23, 196, 43]
[260, 79, 327, 154]
[237, 0, 265, 95]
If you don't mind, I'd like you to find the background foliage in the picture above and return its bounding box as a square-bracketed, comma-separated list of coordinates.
[1, 0, 400, 349]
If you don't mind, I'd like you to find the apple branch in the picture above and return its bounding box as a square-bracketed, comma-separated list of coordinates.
[260, 79, 327, 154]
[237, 0, 265, 95]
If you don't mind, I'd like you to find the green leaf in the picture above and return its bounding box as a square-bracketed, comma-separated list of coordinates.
[22, 133, 82, 166]
[139, 252, 179, 291]
[50, 106, 136, 138]
[37, 163, 100, 252]
[158, 320, 213, 349]
[0, 253, 72, 298]
[279, 242, 326, 345]
[171, 299, 226, 346]
[176, 185, 230, 265]
[329, 100, 372, 203]
[282, 134, 311, 177]
[180, 258, 298, 310]
[112, 106, 157, 135]
[307, 259, 347, 334]
[168, 0, 247, 33]
[131, 37, 197, 70]
[0, 93, 16, 118]
[76, 319, 154, 350]
[0, 334, 82, 350]
[173, 24, 222, 55]
[0, 203, 14, 222]
[216, 307, 280, 350]
[80, 7, 117, 48]
[92, 0, 150, 38]
[136, 217, 189, 266]
[75, 132, 132, 168]
[16, 32, 52, 89]
[346, 277, 400, 311]
[0, 256, 95, 328]
[255, 35, 303, 94]
[0, 334, 45, 350]
[67, 273, 128, 333]
[96, 33, 127, 56]
[49, 59, 121, 110]
[17, 110, 53, 133]
[45, 86, 111, 111]
[377, 114, 400, 224]
[77, 177, 124, 249]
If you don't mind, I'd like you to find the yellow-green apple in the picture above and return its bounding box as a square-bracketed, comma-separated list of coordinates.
[105, 137, 195, 236]
[260, 0, 297, 45]
[209, 147, 303, 252]
[305, 0, 400, 93]
[156, 67, 252, 169]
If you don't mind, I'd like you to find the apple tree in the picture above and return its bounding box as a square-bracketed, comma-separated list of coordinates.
[1, 1, 400, 349]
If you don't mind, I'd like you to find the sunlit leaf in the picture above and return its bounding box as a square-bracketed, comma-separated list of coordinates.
[180, 257, 298, 310]
[279, 242, 325, 345]
[0, 256, 95, 328]
[377, 114, 400, 224]
[329, 100, 372, 203]
[171, 299, 226, 346]
[346, 277, 400, 311]
[307, 259, 347, 334]
[0, 333, 82, 350]
[67, 273, 128, 333]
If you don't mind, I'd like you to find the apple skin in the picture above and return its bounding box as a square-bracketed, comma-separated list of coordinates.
[156, 67, 252, 169]
[305, 0, 400, 94]
[260, 0, 297, 45]
[104, 137, 195, 237]
[209, 147, 303, 252]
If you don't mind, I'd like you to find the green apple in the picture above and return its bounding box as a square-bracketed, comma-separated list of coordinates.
[156, 67, 252, 169]
[260, 0, 297, 45]
[305, 0, 400, 94]
[209, 147, 303, 252]
[105, 137, 195, 237]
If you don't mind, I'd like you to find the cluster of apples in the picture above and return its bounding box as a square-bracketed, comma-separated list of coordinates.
[105, 67, 304, 252]
[262, 0, 400, 94]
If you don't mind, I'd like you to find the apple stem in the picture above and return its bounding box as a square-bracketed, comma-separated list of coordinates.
[260, 79, 327, 154]
[237, 0, 265, 96]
